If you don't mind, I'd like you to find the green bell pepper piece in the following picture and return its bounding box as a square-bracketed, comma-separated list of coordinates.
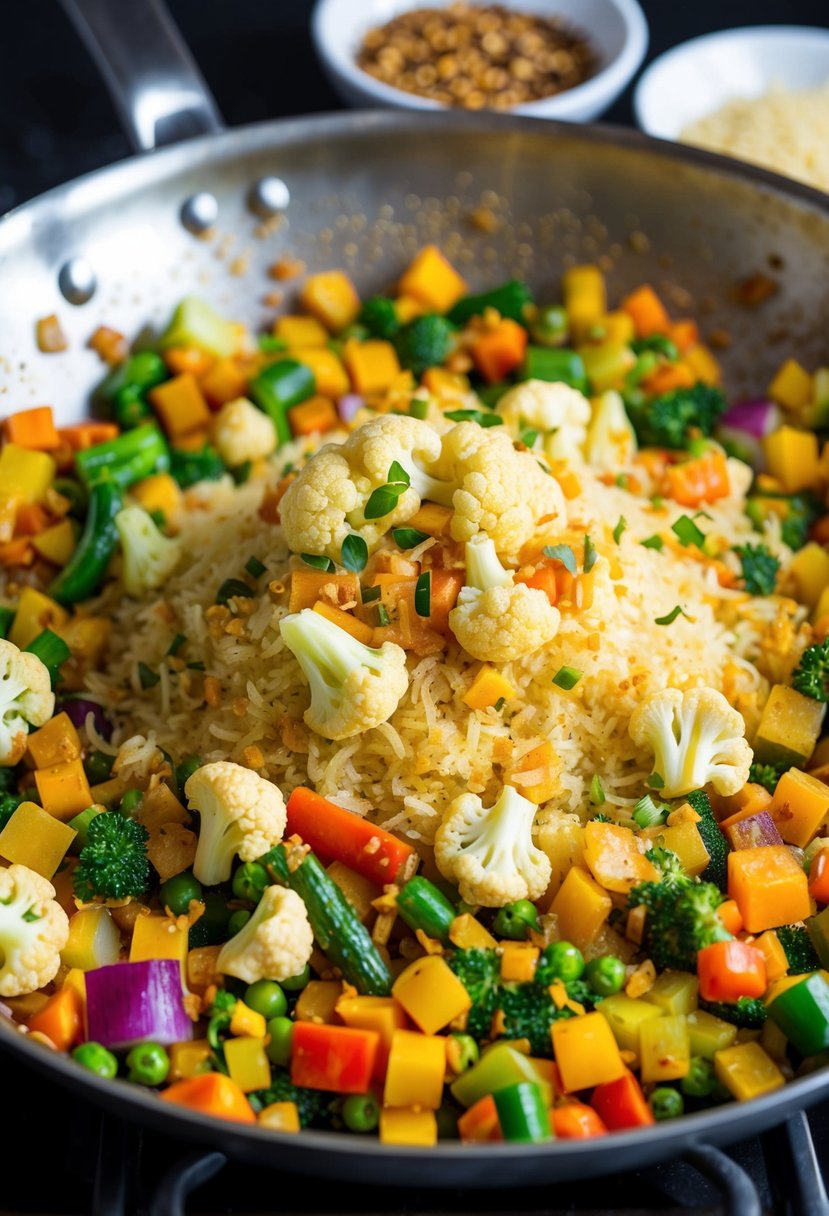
[450, 1043, 553, 1109]
[768, 972, 829, 1057]
[159, 297, 237, 358]
[49, 479, 122, 605]
[396, 876, 456, 942]
[250, 359, 315, 445]
[520, 347, 589, 393]
[74, 423, 170, 491]
[100, 351, 168, 402]
[448, 280, 534, 326]
[68, 805, 107, 850]
[493, 1081, 553, 1143]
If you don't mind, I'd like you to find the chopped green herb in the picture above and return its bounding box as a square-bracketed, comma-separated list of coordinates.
[361, 585, 381, 604]
[494, 697, 506, 713]
[281, 462, 295, 477]
[647, 772, 665, 790]
[409, 397, 430, 420]
[341, 534, 368, 574]
[651, 496, 665, 509]
[387, 461, 410, 486]
[377, 604, 390, 627]
[24, 629, 71, 674]
[590, 775, 606, 806]
[232, 460, 253, 486]
[553, 666, 582, 690]
[519, 429, 539, 448]
[138, 662, 160, 690]
[654, 605, 685, 626]
[443, 409, 503, 427]
[245, 556, 267, 579]
[0, 606, 15, 639]
[392, 527, 430, 549]
[671, 515, 705, 548]
[583, 535, 598, 573]
[258, 334, 287, 353]
[632, 794, 669, 829]
[187, 661, 206, 672]
[641, 535, 664, 551]
[301, 553, 336, 572]
[149, 508, 166, 531]
[364, 482, 408, 520]
[415, 571, 431, 617]
[216, 578, 255, 606]
[167, 633, 187, 657]
[543, 544, 577, 575]
[612, 517, 627, 545]
[733, 543, 780, 596]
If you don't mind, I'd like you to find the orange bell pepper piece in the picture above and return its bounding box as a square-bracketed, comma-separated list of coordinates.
[717, 899, 744, 936]
[621, 285, 670, 338]
[697, 940, 768, 1003]
[552, 1102, 607, 1139]
[515, 564, 558, 606]
[427, 568, 465, 634]
[470, 319, 528, 383]
[27, 984, 84, 1051]
[2, 407, 60, 451]
[160, 1073, 256, 1123]
[58, 423, 120, 452]
[663, 450, 730, 507]
[457, 1093, 502, 1142]
[590, 1069, 654, 1130]
[642, 362, 696, 397]
[285, 787, 415, 884]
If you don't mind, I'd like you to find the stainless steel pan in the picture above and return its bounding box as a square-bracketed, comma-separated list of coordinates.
[2, 0, 829, 1196]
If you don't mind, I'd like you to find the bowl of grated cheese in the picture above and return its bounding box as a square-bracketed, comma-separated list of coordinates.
[634, 25, 829, 194]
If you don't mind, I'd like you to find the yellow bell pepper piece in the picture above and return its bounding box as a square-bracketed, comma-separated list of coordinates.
[8, 586, 69, 650]
[391, 955, 471, 1034]
[275, 315, 329, 347]
[754, 684, 826, 768]
[224, 1036, 271, 1092]
[335, 995, 408, 1075]
[755, 931, 790, 983]
[258, 1101, 301, 1132]
[229, 1000, 267, 1039]
[169, 1039, 212, 1081]
[768, 359, 813, 411]
[770, 768, 829, 847]
[552, 1011, 626, 1092]
[686, 1009, 738, 1058]
[32, 519, 77, 567]
[642, 970, 699, 1017]
[398, 245, 467, 314]
[657, 821, 711, 877]
[639, 1014, 690, 1082]
[597, 993, 663, 1061]
[343, 339, 402, 396]
[714, 1041, 785, 1101]
[294, 347, 350, 399]
[463, 665, 515, 710]
[578, 342, 636, 392]
[384, 1029, 446, 1109]
[563, 265, 607, 341]
[448, 913, 498, 950]
[0, 443, 55, 504]
[684, 343, 722, 386]
[549, 867, 612, 951]
[599, 310, 636, 345]
[130, 474, 182, 520]
[27, 712, 82, 770]
[130, 913, 189, 983]
[0, 801, 76, 878]
[60, 967, 87, 1008]
[300, 270, 361, 333]
[62, 906, 121, 970]
[763, 426, 820, 493]
[789, 543, 829, 611]
[295, 980, 343, 1024]
[380, 1107, 438, 1147]
[407, 503, 454, 536]
[34, 758, 93, 822]
[500, 942, 539, 984]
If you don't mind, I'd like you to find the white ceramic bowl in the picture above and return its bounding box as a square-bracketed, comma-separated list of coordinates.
[635, 25, 829, 141]
[312, 0, 648, 122]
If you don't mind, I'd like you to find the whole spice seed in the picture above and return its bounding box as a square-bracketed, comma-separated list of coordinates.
[357, 3, 596, 110]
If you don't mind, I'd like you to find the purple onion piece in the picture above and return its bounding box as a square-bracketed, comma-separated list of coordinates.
[57, 697, 113, 741]
[720, 399, 781, 439]
[337, 393, 365, 423]
[716, 426, 766, 472]
[85, 960, 192, 1049]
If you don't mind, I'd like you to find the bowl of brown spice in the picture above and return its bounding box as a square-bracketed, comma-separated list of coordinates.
[312, 0, 648, 120]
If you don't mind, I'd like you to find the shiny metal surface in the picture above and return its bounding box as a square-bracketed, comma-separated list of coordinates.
[57, 255, 97, 305]
[248, 174, 291, 217]
[179, 189, 219, 234]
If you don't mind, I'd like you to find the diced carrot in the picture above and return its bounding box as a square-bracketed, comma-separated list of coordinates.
[717, 899, 744, 936]
[755, 930, 789, 982]
[87, 326, 128, 365]
[149, 374, 211, 440]
[285, 787, 415, 884]
[515, 564, 558, 606]
[470, 318, 528, 383]
[0, 538, 35, 567]
[14, 502, 50, 536]
[590, 1069, 654, 1129]
[697, 940, 767, 1002]
[312, 601, 374, 644]
[163, 346, 215, 377]
[199, 358, 249, 409]
[2, 407, 60, 451]
[428, 568, 465, 634]
[621, 286, 670, 338]
[288, 395, 339, 437]
[669, 319, 700, 353]
[58, 423, 119, 452]
[27, 984, 84, 1051]
[552, 1102, 607, 1139]
[160, 1073, 256, 1123]
[642, 362, 696, 396]
[458, 1094, 502, 1142]
[663, 450, 730, 506]
[288, 570, 360, 614]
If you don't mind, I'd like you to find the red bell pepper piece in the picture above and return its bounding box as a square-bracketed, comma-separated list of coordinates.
[697, 940, 767, 1003]
[590, 1069, 654, 1130]
[290, 1021, 380, 1094]
[285, 787, 415, 885]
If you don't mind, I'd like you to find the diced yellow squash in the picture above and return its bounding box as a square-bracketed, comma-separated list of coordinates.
[380, 1107, 437, 1147]
[274, 315, 329, 347]
[34, 758, 93, 821]
[294, 980, 343, 1024]
[579, 342, 636, 392]
[384, 1029, 446, 1109]
[391, 955, 471, 1034]
[130, 474, 182, 520]
[300, 270, 361, 333]
[0, 444, 55, 504]
[169, 1039, 212, 1081]
[597, 993, 664, 1061]
[463, 665, 515, 710]
[229, 1000, 267, 1038]
[62, 906, 122, 970]
[763, 426, 820, 493]
[714, 1041, 785, 1101]
[563, 265, 607, 341]
[770, 767, 829, 847]
[224, 1036, 271, 1092]
[294, 347, 350, 399]
[550, 866, 612, 951]
[685, 344, 722, 386]
[768, 359, 813, 411]
[449, 913, 498, 950]
[27, 712, 81, 770]
[8, 586, 69, 649]
[394, 295, 427, 324]
[398, 245, 467, 313]
[761, 1018, 789, 1061]
[500, 942, 539, 983]
[130, 913, 188, 982]
[814, 584, 829, 626]
[258, 1101, 301, 1132]
[422, 367, 470, 399]
[754, 684, 826, 768]
[552, 1011, 626, 1092]
[407, 503, 454, 536]
[643, 970, 699, 1017]
[343, 339, 401, 396]
[640, 1014, 690, 1082]
[32, 519, 76, 566]
[583, 821, 659, 893]
[789, 543, 829, 610]
[0, 801, 76, 877]
[657, 821, 711, 877]
[599, 310, 636, 345]
[686, 1008, 738, 1058]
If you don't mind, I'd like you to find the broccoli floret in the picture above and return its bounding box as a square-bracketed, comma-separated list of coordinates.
[250, 1070, 334, 1128]
[448, 948, 501, 1038]
[625, 384, 727, 450]
[73, 811, 150, 903]
[792, 638, 829, 702]
[169, 443, 225, 488]
[686, 789, 730, 891]
[645, 846, 690, 890]
[448, 280, 534, 327]
[749, 760, 787, 794]
[746, 492, 822, 551]
[359, 297, 400, 341]
[776, 924, 821, 974]
[732, 543, 780, 596]
[395, 315, 455, 378]
[630, 876, 730, 973]
[700, 997, 767, 1028]
[0, 789, 24, 831]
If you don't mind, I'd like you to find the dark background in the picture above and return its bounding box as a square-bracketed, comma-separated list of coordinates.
[2, 0, 829, 211]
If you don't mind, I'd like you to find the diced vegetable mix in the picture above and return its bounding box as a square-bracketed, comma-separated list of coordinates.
[5, 247, 829, 1143]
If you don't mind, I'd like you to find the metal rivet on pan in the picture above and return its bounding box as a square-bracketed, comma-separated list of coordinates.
[58, 257, 96, 305]
[248, 176, 290, 217]
[180, 192, 219, 234]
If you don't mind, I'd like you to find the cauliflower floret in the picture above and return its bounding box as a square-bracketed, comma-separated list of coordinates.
[279, 608, 408, 741]
[115, 506, 182, 598]
[629, 686, 753, 798]
[185, 761, 286, 886]
[0, 864, 69, 996]
[434, 784, 551, 907]
[449, 534, 560, 663]
[213, 396, 276, 467]
[496, 379, 591, 463]
[584, 390, 638, 471]
[216, 885, 312, 984]
[0, 639, 54, 766]
[436, 421, 567, 556]
[279, 415, 446, 563]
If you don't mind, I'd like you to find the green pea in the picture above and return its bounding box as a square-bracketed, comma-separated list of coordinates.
[72, 1041, 118, 1079]
[341, 1092, 381, 1133]
[650, 1087, 684, 1121]
[543, 941, 585, 982]
[227, 909, 251, 937]
[492, 900, 539, 941]
[681, 1056, 717, 1099]
[113, 384, 152, 430]
[126, 1042, 170, 1087]
[584, 955, 626, 997]
[531, 304, 568, 347]
[188, 890, 231, 947]
[232, 861, 269, 904]
[446, 1033, 479, 1074]
[159, 870, 203, 917]
[119, 788, 143, 816]
[280, 964, 311, 992]
[176, 755, 202, 793]
[84, 750, 115, 785]
[245, 980, 287, 1020]
[266, 1016, 294, 1066]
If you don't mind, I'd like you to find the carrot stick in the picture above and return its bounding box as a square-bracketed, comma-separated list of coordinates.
[285, 787, 416, 884]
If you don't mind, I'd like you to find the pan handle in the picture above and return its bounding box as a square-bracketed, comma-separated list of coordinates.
[59, 0, 225, 152]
